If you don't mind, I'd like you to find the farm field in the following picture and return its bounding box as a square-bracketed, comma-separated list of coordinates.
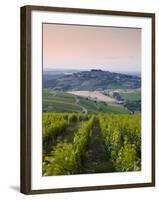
[118, 90, 141, 112]
[103, 88, 141, 113]
[119, 90, 141, 101]
[43, 113, 141, 176]
[43, 89, 130, 114]
[68, 90, 116, 103]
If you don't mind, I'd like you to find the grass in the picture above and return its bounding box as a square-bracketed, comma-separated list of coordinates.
[98, 103, 130, 114]
[43, 100, 81, 113]
[43, 89, 130, 114]
[120, 91, 141, 101]
[78, 97, 129, 114]
[43, 89, 76, 103]
[78, 97, 99, 113]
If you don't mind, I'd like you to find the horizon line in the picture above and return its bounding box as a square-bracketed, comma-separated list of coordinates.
[43, 68, 141, 73]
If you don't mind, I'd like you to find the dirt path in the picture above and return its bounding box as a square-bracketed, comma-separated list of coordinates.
[82, 117, 115, 174]
[56, 122, 81, 144]
[74, 96, 88, 114]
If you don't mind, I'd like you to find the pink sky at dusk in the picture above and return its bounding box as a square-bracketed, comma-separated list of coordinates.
[43, 23, 141, 73]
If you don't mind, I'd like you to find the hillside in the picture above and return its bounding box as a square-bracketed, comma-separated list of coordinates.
[43, 89, 130, 114]
[43, 69, 141, 91]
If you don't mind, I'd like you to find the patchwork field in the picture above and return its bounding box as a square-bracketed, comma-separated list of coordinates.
[68, 90, 116, 103]
[43, 89, 130, 114]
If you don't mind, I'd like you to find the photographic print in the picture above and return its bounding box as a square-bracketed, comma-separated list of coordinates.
[42, 24, 141, 176]
[20, 6, 155, 194]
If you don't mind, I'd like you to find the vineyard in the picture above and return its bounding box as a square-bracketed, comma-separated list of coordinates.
[42, 113, 141, 176]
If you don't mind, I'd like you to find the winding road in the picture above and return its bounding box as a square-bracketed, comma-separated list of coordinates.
[74, 96, 88, 114]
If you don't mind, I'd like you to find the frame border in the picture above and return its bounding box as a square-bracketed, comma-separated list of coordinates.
[20, 5, 155, 195]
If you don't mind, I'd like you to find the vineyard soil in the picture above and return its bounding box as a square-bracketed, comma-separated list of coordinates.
[43, 113, 141, 176]
[82, 117, 115, 173]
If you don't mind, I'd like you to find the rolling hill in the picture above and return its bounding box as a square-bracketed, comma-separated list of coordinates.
[43, 89, 130, 114]
[43, 69, 141, 91]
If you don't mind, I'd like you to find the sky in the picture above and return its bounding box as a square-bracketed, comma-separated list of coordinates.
[43, 24, 141, 73]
